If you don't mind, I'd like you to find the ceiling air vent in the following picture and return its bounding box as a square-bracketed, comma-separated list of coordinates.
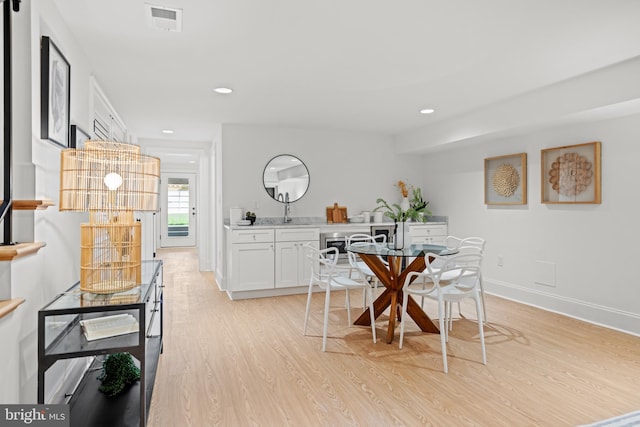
[144, 3, 183, 32]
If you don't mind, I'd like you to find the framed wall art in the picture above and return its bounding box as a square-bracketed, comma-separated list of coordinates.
[70, 125, 90, 149]
[484, 153, 527, 205]
[541, 141, 601, 204]
[40, 36, 71, 147]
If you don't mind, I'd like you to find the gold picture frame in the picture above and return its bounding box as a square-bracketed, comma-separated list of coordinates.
[484, 153, 527, 205]
[541, 141, 601, 204]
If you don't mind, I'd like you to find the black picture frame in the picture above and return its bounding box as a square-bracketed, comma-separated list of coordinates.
[40, 36, 71, 147]
[69, 125, 90, 149]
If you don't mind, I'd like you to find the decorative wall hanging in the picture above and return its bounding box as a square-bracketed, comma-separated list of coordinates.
[40, 36, 71, 147]
[69, 124, 90, 149]
[484, 153, 527, 205]
[541, 141, 601, 204]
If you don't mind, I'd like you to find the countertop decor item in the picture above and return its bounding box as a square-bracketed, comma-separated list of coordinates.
[374, 181, 431, 222]
[245, 211, 257, 224]
[389, 221, 412, 249]
[326, 203, 348, 223]
[59, 141, 160, 294]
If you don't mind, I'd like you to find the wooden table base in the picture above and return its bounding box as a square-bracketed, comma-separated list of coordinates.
[353, 252, 439, 343]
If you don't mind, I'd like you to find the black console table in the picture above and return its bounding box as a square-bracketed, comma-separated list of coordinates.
[37, 260, 163, 427]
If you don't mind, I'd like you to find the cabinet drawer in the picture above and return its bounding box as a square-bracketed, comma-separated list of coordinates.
[409, 224, 447, 238]
[412, 236, 446, 245]
[231, 229, 274, 243]
[275, 228, 319, 242]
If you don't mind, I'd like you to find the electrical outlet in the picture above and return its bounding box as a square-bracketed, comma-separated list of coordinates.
[497, 255, 503, 267]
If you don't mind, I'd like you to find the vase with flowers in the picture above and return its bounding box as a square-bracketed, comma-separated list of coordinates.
[374, 180, 431, 249]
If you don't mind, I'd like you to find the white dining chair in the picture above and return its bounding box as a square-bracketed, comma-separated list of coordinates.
[399, 252, 486, 374]
[443, 236, 487, 323]
[346, 233, 387, 306]
[302, 245, 377, 352]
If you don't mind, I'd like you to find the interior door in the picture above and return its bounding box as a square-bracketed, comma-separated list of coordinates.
[160, 173, 197, 247]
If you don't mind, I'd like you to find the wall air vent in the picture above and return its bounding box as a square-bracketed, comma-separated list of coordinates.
[144, 3, 183, 32]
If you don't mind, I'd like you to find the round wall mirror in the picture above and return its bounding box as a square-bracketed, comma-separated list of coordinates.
[263, 154, 310, 203]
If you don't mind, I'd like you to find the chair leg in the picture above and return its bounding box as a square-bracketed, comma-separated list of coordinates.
[444, 302, 451, 342]
[345, 289, 352, 325]
[439, 299, 449, 374]
[475, 295, 487, 365]
[367, 286, 377, 344]
[322, 287, 332, 352]
[479, 274, 487, 324]
[399, 292, 410, 349]
[303, 281, 314, 336]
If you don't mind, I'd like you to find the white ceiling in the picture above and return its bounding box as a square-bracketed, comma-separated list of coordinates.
[53, 0, 640, 149]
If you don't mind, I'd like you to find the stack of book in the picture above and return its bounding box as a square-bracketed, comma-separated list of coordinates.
[80, 313, 139, 341]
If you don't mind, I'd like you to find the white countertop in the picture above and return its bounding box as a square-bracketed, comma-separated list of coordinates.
[224, 217, 446, 231]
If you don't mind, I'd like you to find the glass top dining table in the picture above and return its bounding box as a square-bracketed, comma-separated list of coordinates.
[347, 243, 457, 258]
[346, 242, 456, 344]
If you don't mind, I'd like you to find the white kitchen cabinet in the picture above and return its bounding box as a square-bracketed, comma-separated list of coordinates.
[229, 229, 275, 291]
[275, 228, 319, 288]
[408, 223, 447, 245]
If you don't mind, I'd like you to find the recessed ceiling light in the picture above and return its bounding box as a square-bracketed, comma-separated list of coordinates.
[420, 108, 435, 114]
[214, 87, 233, 94]
[162, 129, 174, 134]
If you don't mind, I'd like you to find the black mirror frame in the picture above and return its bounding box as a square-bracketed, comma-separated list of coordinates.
[262, 154, 310, 204]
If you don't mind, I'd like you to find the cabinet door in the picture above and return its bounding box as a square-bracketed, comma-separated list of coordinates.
[275, 242, 299, 288]
[275, 241, 319, 288]
[299, 241, 319, 285]
[231, 243, 274, 291]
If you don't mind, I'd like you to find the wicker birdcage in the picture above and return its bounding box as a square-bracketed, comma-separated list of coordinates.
[60, 141, 160, 294]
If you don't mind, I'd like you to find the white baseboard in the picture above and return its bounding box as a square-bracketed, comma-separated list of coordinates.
[485, 278, 640, 337]
[215, 269, 225, 291]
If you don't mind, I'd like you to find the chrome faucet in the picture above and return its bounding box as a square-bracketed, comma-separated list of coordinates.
[283, 192, 291, 222]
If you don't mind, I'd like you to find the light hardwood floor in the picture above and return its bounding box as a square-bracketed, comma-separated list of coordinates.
[148, 248, 640, 426]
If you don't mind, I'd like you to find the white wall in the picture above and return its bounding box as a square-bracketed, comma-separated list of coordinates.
[419, 113, 640, 335]
[217, 124, 427, 287]
[0, 0, 111, 403]
[221, 124, 425, 219]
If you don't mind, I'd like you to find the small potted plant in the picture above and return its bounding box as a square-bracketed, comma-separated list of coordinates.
[409, 186, 430, 221]
[374, 181, 431, 249]
[98, 353, 140, 397]
[245, 211, 257, 225]
[374, 182, 431, 223]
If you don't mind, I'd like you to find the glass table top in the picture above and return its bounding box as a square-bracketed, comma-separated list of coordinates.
[346, 243, 457, 258]
[41, 260, 162, 312]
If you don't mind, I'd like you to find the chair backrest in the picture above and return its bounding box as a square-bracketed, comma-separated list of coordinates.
[346, 233, 385, 267]
[425, 252, 482, 292]
[446, 236, 486, 252]
[445, 236, 465, 250]
[303, 245, 339, 290]
[455, 245, 483, 260]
